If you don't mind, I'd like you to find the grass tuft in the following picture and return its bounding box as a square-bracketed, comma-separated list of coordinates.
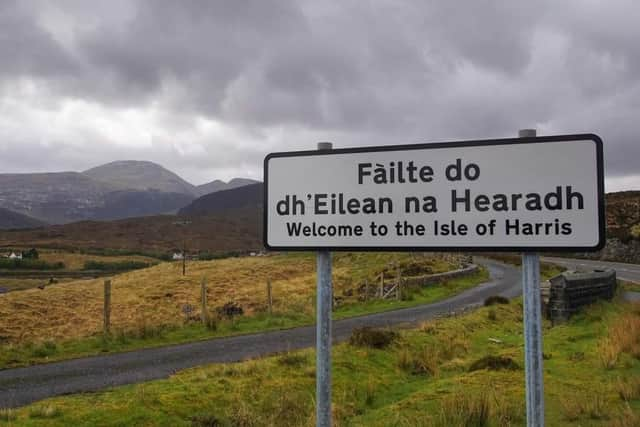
[28, 405, 61, 419]
[277, 351, 308, 368]
[437, 390, 491, 427]
[349, 327, 398, 349]
[468, 355, 519, 372]
[396, 345, 439, 376]
[484, 295, 510, 306]
[0, 408, 16, 421]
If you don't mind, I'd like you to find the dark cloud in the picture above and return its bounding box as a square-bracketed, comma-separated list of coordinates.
[0, 1, 637, 189]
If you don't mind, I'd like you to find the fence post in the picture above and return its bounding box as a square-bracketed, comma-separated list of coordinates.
[200, 277, 208, 324]
[103, 279, 111, 335]
[379, 272, 384, 297]
[267, 279, 273, 315]
[396, 269, 402, 301]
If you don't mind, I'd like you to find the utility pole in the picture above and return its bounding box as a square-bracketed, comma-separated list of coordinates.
[173, 219, 191, 276]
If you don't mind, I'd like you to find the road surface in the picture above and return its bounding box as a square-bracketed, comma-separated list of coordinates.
[0, 258, 519, 408]
[542, 256, 640, 283]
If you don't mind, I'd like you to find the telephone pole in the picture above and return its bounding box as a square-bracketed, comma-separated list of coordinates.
[173, 219, 191, 276]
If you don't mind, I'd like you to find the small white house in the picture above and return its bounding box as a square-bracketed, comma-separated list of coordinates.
[8, 252, 22, 260]
[172, 252, 184, 260]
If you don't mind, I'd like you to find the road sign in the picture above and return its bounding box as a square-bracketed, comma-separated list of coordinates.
[264, 134, 604, 251]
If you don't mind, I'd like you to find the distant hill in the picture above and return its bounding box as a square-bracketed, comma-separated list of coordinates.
[84, 160, 197, 196]
[179, 183, 263, 216]
[0, 161, 258, 224]
[196, 178, 259, 196]
[0, 172, 121, 224]
[0, 208, 47, 230]
[0, 209, 262, 254]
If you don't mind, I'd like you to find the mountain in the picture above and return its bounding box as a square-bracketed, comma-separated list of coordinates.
[0, 208, 47, 230]
[0, 160, 258, 224]
[84, 160, 197, 196]
[195, 178, 260, 196]
[179, 183, 263, 216]
[0, 172, 121, 224]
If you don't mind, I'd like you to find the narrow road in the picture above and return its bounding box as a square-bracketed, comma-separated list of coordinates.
[0, 258, 519, 408]
[542, 256, 640, 283]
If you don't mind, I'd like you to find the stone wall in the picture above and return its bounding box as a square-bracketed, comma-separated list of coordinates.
[545, 270, 617, 323]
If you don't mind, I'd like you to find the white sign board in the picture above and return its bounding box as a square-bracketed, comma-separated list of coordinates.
[264, 134, 604, 251]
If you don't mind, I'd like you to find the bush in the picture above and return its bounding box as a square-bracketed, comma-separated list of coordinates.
[484, 295, 510, 306]
[349, 327, 398, 349]
[83, 260, 152, 271]
[216, 302, 244, 319]
[468, 355, 520, 372]
[0, 258, 64, 270]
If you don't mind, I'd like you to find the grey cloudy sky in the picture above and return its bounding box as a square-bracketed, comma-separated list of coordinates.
[0, 0, 638, 190]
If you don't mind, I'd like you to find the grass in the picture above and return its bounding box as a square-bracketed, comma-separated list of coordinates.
[3, 295, 638, 426]
[0, 252, 475, 368]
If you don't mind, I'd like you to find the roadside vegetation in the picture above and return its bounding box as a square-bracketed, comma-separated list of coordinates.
[0, 252, 485, 368]
[2, 294, 638, 426]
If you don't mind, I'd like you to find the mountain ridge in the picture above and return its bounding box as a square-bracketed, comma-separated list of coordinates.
[0, 160, 259, 225]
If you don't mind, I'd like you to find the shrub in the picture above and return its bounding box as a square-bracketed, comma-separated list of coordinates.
[487, 308, 497, 321]
[216, 302, 244, 319]
[484, 295, 510, 306]
[349, 327, 398, 349]
[468, 355, 520, 372]
[190, 414, 223, 426]
[83, 260, 151, 271]
[0, 259, 64, 270]
[31, 341, 57, 358]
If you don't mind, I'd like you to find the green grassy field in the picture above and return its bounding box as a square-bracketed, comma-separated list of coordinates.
[1, 294, 637, 426]
[0, 268, 487, 369]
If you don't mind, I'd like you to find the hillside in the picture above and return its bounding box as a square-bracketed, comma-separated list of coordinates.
[195, 177, 259, 196]
[0, 209, 262, 253]
[83, 160, 197, 196]
[0, 161, 258, 224]
[179, 182, 263, 216]
[605, 190, 640, 240]
[0, 207, 47, 230]
[0, 172, 120, 224]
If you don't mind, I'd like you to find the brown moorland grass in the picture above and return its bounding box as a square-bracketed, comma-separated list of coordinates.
[0, 252, 456, 344]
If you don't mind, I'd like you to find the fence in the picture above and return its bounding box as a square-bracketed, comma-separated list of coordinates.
[545, 269, 617, 323]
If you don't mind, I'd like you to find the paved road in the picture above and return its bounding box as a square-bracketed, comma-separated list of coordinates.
[0, 258, 520, 408]
[542, 256, 640, 283]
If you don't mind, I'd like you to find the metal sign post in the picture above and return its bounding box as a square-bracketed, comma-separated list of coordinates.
[519, 128, 544, 427]
[316, 141, 333, 427]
